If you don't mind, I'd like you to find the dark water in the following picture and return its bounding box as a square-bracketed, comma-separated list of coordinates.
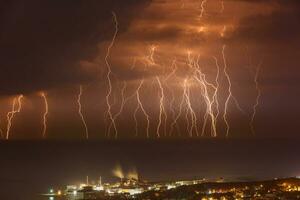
[0, 138, 300, 200]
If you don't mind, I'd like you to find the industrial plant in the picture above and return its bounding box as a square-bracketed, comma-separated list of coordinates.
[41, 166, 300, 200]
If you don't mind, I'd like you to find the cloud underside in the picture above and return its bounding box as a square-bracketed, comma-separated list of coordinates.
[0, 0, 299, 96]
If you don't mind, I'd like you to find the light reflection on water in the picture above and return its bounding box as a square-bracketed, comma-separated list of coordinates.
[39, 196, 65, 200]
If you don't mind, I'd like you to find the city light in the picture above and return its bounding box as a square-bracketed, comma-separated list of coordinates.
[42, 176, 300, 200]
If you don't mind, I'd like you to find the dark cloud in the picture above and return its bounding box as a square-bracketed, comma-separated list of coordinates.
[230, 0, 300, 44]
[237, 0, 300, 4]
[0, 0, 151, 95]
[226, 0, 300, 91]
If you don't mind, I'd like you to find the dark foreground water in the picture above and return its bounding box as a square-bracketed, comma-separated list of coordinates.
[0, 138, 300, 200]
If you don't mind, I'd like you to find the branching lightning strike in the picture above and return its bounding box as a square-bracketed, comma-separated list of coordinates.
[41, 93, 49, 138]
[183, 79, 198, 137]
[222, 45, 246, 137]
[250, 62, 262, 136]
[77, 85, 89, 139]
[105, 11, 119, 138]
[0, 1, 265, 139]
[108, 81, 133, 138]
[6, 95, 23, 140]
[134, 79, 150, 138]
[156, 76, 167, 137]
[199, 0, 208, 18]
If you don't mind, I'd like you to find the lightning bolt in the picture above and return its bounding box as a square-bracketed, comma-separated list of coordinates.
[220, 25, 227, 38]
[183, 79, 198, 137]
[185, 52, 201, 136]
[133, 100, 140, 137]
[134, 79, 150, 138]
[147, 45, 158, 66]
[199, 77, 217, 137]
[167, 88, 177, 136]
[130, 57, 137, 70]
[108, 81, 132, 138]
[212, 56, 221, 132]
[6, 95, 23, 140]
[164, 59, 177, 81]
[199, 0, 208, 18]
[164, 59, 179, 136]
[41, 93, 49, 138]
[250, 62, 262, 136]
[105, 11, 119, 138]
[186, 51, 219, 137]
[222, 45, 232, 137]
[156, 76, 167, 137]
[193, 64, 217, 137]
[222, 45, 245, 137]
[6, 98, 17, 140]
[169, 87, 185, 137]
[77, 85, 89, 139]
[133, 45, 160, 138]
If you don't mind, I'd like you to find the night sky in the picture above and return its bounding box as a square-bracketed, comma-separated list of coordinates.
[0, 1, 300, 199]
[0, 0, 299, 139]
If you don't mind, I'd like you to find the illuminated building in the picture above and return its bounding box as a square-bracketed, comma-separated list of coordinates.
[66, 186, 105, 200]
[43, 176, 300, 200]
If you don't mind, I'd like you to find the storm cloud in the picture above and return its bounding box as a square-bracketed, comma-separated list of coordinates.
[231, 0, 300, 44]
[0, 0, 150, 95]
